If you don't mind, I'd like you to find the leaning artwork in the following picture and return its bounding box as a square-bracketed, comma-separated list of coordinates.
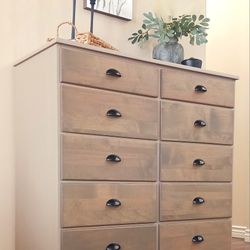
[84, 0, 133, 20]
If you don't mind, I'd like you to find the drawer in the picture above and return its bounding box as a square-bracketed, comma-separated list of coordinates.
[161, 100, 234, 144]
[60, 47, 159, 97]
[160, 183, 232, 221]
[62, 225, 157, 250]
[161, 67, 235, 107]
[160, 219, 231, 250]
[61, 84, 159, 139]
[62, 134, 157, 181]
[161, 142, 233, 182]
[62, 183, 157, 227]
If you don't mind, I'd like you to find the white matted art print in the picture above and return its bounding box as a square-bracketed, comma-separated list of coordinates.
[84, 0, 133, 20]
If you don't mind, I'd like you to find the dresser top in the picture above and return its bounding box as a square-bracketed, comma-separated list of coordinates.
[14, 38, 238, 80]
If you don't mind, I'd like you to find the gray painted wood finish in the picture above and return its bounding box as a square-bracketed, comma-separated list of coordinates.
[61, 84, 159, 140]
[62, 134, 157, 181]
[160, 183, 232, 221]
[60, 47, 160, 97]
[62, 225, 157, 250]
[62, 182, 157, 227]
[161, 142, 233, 182]
[161, 67, 235, 107]
[161, 100, 234, 144]
[160, 219, 232, 250]
[14, 42, 236, 250]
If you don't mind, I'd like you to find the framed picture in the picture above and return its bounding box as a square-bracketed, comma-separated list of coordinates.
[84, 0, 133, 20]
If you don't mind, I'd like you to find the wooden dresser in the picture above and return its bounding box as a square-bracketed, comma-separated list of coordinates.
[14, 40, 237, 250]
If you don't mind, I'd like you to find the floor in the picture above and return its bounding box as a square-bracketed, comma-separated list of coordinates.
[232, 238, 250, 250]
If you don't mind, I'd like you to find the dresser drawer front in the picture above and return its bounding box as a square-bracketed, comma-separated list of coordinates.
[61, 84, 159, 139]
[62, 183, 157, 227]
[161, 100, 234, 144]
[161, 142, 233, 182]
[62, 225, 157, 250]
[161, 68, 235, 107]
[60, 47, 159, 97]
[160, 219, 231, 250]
[160, 183, 232, 221]
[62, 134, 157, 181]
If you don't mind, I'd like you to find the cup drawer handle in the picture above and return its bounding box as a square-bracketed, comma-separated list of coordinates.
[106, 68, 122, 78]
[106, 109, 122, 118]
[195, 85, 207, 93]
[106, 154, 122, 163]
[106, 199, 121, 207]
[106, 243, 121, 250]
[193, 159, 205, 166]
[192, 235, 204, 244]
[193, 197, 205, 205]
[194, 120, 206, 127]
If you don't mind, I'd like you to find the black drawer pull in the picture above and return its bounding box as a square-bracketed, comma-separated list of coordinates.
[106, 68, 122, 78]
[195, 85, 207, 93]
[192, 235, 204, 244]
[106, 243, 121, 250]
[106, 154, 122, 163]
[106, 109, 122, 118]
[193, 159, 205, 167]
[194, 120, 206, 127]
[106, 199, 121, 207]
[193, 197, 205, 205]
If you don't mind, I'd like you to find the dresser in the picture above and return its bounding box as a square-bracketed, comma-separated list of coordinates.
[14, 40, 237, 250]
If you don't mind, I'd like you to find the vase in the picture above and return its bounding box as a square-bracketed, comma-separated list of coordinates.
[152, 38, 184, 64]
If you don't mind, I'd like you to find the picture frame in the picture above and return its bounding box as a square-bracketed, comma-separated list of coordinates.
[84, 0, 133, 21]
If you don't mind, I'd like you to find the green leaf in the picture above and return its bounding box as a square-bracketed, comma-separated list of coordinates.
[203, 18, 210, 22]
[190, 36, 195, 45]
[200, 22, 209, 26]
[143, 19, 151, 24]
[164, 36, 170, 43]
[142, 24, 147, 29]
[132, 33, 137, 36]
[192, 15, 197, 22]
[138, 35, 143, 42]
[143, 12, 154, 21]
[196, 36, 201, 45]
[149, 34, 160, 38]
[199, 15, 204, 21]
[132, 36, 138, 44]
[128, 37, 134, 41]
[198, 26, 207, 32]
[138, 30, 142, 34]
[191, 29, 197, 35]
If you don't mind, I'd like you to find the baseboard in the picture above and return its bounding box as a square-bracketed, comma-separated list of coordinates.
[232, 225, 250, 242]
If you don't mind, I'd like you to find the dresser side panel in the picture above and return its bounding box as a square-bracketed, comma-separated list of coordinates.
[14, 46, 60, 250]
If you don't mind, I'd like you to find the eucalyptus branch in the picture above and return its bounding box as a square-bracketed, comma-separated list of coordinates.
[129, 12, 210, 46]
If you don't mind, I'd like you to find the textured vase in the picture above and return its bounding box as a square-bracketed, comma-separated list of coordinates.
[153, 38, 184, 64]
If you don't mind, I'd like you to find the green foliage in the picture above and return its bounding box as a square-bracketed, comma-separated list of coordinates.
[128, 12, 210, 46]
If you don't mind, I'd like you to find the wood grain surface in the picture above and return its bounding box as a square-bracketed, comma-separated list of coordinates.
[161, 67, 235, 107]
[62, 134, 157, 181]
[161, 142, 233, 182]
[232, 238, 250, 250]
[160, 183, 232, 221]
[60, 47, 160, 97]
[61, 84, 159, 139]
[62, 224, 157, 250]
[62, 182, 157, 227]
[160, 219, 231, 250]
[161, 100, 234, 144]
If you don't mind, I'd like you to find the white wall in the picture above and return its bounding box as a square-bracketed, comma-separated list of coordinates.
[0, 0, 14, 249]
[206, 0, 250, 229]
[1, 1, 206, 249]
